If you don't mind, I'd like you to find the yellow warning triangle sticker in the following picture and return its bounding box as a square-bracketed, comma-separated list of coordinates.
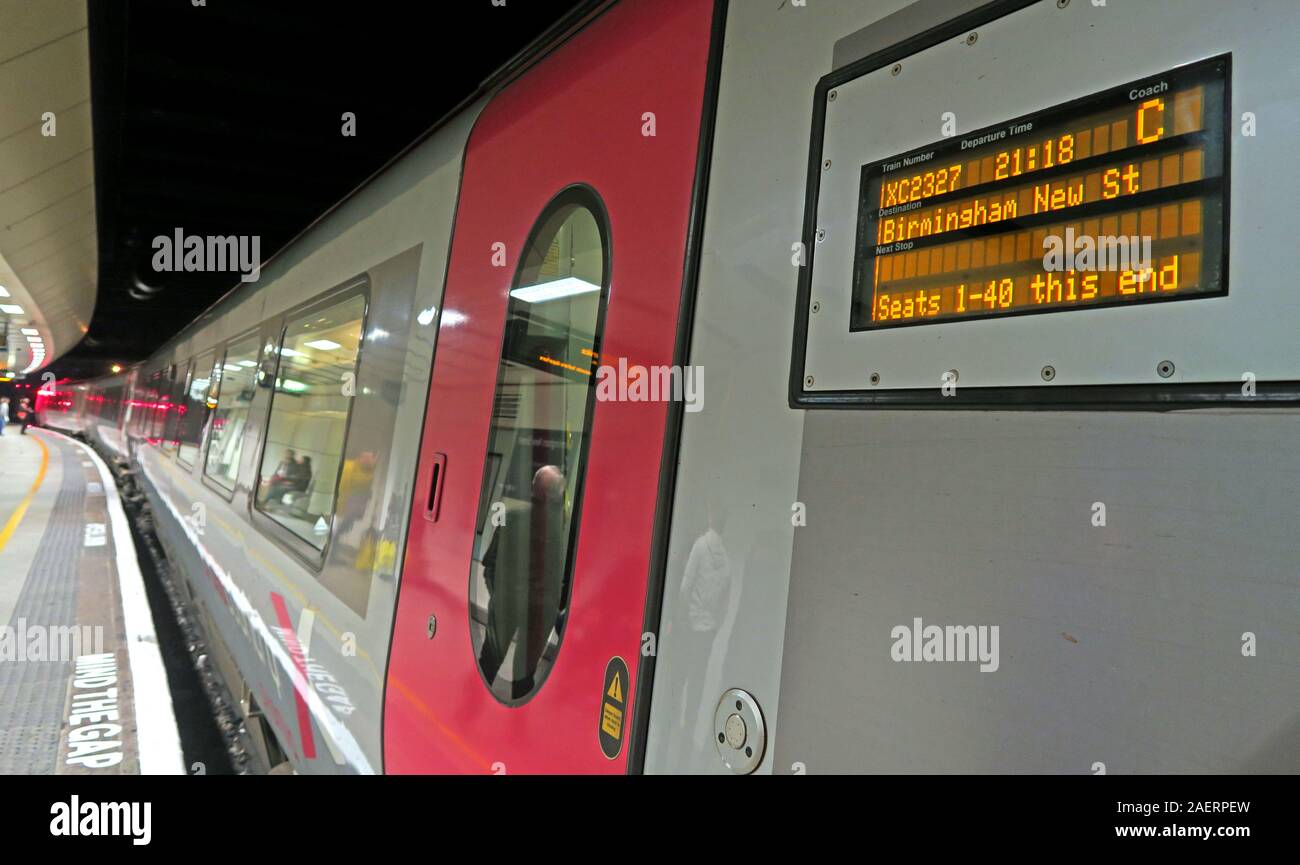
[606, 672, 623, 703]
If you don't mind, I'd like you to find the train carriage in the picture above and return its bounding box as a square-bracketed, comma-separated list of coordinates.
[38, 0, 1300, 774]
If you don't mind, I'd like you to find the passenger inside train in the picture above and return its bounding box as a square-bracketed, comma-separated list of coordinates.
[262, 447, 313, 509]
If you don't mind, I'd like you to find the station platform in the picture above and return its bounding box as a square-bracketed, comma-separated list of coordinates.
[0, 427, 184, 775]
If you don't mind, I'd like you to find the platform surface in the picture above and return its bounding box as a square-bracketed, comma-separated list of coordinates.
[0, 428, 182, 775]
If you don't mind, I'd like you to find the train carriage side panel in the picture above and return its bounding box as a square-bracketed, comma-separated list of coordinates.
[125, 100, 486, 774]
[650, 0, 1300, 774]
[642, 0, 861, 775]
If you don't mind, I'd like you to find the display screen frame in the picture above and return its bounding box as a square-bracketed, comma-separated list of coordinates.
[850, 54, 1230, 332]
[782, 0, 1300, 410]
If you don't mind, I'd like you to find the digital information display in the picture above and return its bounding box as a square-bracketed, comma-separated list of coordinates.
[852, 56, 1227, 331]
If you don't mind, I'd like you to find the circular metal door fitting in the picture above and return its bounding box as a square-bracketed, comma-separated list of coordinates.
[714, 688, 765, 774]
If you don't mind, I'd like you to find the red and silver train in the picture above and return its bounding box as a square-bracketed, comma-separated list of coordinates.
[40, 0, 1300, 773]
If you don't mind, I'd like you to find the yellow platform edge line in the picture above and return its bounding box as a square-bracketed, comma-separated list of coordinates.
[0, 434, 51, 555]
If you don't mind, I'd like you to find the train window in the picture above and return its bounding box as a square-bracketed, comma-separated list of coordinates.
[147, 368, 167, 442]
[469, 188, 610, 705]
[177, 352, 215, 468]
[131, 374, 144, 436]
[104, 384, 123, 423]
[134, 372, 154, 438]
[131, 374, 145, 436]
[254, 293, 366, 550]
[141, 371, 153, 438]
[161, 363, 186, 452]
[126, 373, 140, 432]
[204, 334, 260, 493]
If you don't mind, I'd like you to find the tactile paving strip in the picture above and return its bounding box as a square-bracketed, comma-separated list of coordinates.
[0, 439, 88, 773]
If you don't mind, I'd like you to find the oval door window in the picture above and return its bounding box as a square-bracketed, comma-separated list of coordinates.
[470, 187, 611, 705]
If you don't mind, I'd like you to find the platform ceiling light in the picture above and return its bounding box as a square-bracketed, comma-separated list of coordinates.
[237, 360, 257, 367]
[509, 276, 601, 304]
[130, 274, 164, 301]
[0, 303, 24, 315]
[21, 328, 38, 335]
[111, 364, 123, 374]
[0, 285, 10, 297]
[304, 339, 341, 351]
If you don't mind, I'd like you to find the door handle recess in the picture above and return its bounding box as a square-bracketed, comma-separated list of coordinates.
[423, 452, 447, 522]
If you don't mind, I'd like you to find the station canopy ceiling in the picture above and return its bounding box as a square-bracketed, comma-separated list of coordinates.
[37, 0, 584, 381]
[0, 0, 96, 380]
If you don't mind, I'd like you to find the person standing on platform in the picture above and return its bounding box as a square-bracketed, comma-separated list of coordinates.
[0, 397, 8, 435]
[14, 398, 31, 434]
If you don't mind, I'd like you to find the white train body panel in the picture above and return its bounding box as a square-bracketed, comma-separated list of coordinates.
[46, 102, 484, 773]
[646, 0, 1300, 773]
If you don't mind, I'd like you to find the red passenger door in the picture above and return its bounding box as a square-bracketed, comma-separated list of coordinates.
[384, 0, 719, 773]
